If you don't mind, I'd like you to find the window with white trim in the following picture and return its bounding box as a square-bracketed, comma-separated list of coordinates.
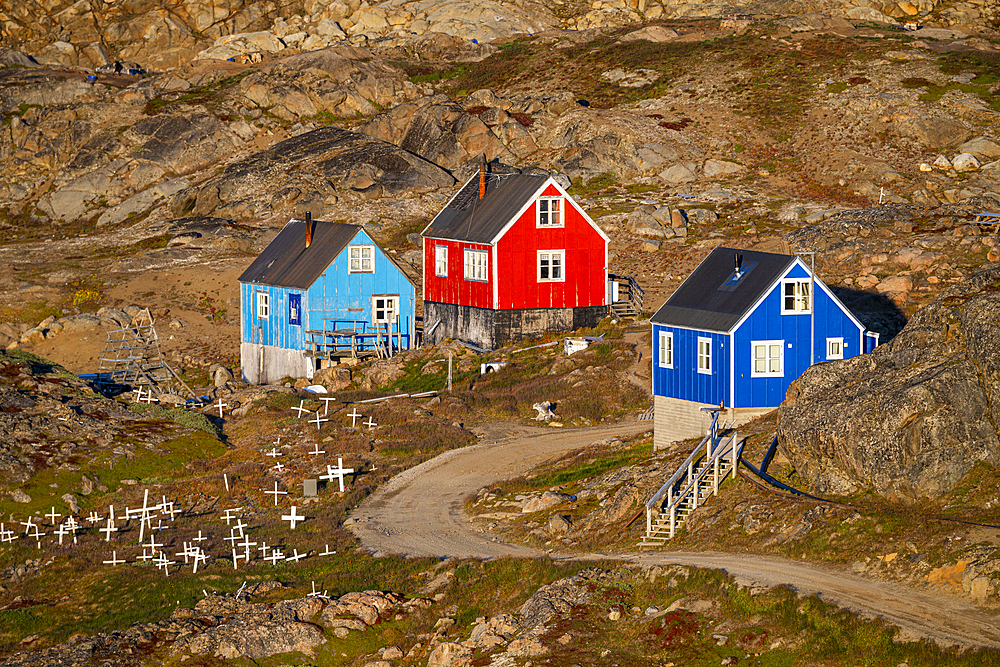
[826, 337, 844, 360]
[256, 291, 269, 319]
[537, 197, 562, 226]
[372, 295, 399, 324]
[434, 245, 448, 277]
[782, 279, 811, 313]
[348, 245, 374, 273]
[697, 337, 712, 374]
[538, 250, 565, 282]
[658, 331, 673, 368]
[464, 249, 488, 281]
[751, 340, 784, 377]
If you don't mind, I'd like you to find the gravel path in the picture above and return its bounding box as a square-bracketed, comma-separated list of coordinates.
[347, 420, 1000, 649]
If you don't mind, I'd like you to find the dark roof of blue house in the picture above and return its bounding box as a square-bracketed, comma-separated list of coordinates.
[423, 173, 549, 243]
[650, 247, 798, 333]
[238, 219, 362, 289]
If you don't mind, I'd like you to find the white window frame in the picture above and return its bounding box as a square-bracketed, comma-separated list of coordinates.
[658, 331, 673, 369]
[751, 340, 784, 378]
[464, 249, 488, 282]
[826, 337, 844, 360]
[697, 337, 712, 375]
[537, 250, 565, 282]
[537, 197, 563, 227]
[434, 245, 448, 277]
[781, 278, 811, 314]
[348, 245, 374, 273]
[256, 291, 269, 319]
[372, 295, 399, 325]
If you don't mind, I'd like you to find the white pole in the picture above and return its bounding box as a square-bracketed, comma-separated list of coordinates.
[447, 352, 452, 393]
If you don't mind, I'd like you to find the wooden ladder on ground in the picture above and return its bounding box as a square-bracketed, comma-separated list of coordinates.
[639, 409, 743, 546]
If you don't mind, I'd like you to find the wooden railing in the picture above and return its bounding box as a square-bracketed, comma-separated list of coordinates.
[608, 273, 645, 315]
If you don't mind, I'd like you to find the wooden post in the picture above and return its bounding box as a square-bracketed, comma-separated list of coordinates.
[731, 433, 738, 479]
[669, 505, 676, 538]
[646, 507, 651, 536]
[713, 457, 719, 494]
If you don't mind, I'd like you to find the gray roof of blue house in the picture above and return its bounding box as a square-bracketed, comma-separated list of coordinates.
[238, 219, 362, 289]
[650, 247, 797, 333]
[423, 173, 549, 244]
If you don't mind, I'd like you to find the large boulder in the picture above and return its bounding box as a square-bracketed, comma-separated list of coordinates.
[360, 98, 515, 171]
[894, 114, 972, 149]
[777, 267, 1000, 503]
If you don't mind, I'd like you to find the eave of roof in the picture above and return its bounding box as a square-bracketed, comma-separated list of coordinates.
[422, 173, 550, 244]
[650, 247, 797, 332]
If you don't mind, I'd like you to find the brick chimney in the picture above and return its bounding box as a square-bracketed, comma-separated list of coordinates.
[305, 211, 313, 248]
[479, 160, 485, 199]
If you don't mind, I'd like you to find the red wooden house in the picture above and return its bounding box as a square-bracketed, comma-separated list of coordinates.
[422, 170, 610, 349]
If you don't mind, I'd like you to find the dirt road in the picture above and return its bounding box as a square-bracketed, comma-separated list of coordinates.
[347, 420, 1000, 649]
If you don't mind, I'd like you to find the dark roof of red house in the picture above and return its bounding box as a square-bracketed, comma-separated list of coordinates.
[423, 173, 549, 244]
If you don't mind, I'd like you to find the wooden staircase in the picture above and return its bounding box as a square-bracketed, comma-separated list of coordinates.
[608, 273, 644, 320]
[639, 409, 743, 546]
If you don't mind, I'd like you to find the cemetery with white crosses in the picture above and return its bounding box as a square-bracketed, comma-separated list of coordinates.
[0, 392, 383, 578]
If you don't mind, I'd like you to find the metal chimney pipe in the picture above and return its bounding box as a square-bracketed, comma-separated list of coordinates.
[305, 211, 313, 248]
[479, 160, 485, 199]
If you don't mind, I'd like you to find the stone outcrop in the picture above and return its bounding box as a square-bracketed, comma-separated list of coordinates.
[171, 125, 454, 220]
[778, 266, 1000, 502]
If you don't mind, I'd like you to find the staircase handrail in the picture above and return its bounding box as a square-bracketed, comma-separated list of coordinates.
[645, 411, 719, 511]
[666, 433, 739, 513]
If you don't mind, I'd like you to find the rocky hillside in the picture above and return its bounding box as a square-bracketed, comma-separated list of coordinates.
[778, 266, 1000, 502]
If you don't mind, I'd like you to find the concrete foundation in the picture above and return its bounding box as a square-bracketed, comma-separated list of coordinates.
[241, 342, 312, 385]
[424, 302, 607, 350]
[653, 395, 774, 451]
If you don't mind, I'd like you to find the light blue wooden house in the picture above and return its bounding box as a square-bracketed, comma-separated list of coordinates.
[650, 247, 877, 448]
[239, 216, 416, 384]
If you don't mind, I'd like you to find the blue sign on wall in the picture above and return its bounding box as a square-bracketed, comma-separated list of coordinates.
[289, 293, 301, 326]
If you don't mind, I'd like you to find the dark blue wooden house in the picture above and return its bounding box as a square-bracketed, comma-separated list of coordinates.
[650, 247, 877, 448]
[239, 216, 416, 384]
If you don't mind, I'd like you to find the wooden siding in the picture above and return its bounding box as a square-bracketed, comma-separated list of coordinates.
[651, 324, 729, 407]
[731, 263, 865, 408]
[422, 238, 493, 309]
[495, 192, 606, 310]
[241, 283, 306, 349]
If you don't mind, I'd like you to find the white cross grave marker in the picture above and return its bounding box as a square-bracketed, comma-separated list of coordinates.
[347, 408, 362, 427]
[319, 396, 337, 415]
[0, 524, 16, 544]
[237, 535, 257, 560]
[20, 517, 36, 535]
[221, 508, 242, 524]
[45, 507, 61, 525]
[176, 542, 192, 564]
[292, 400, 311, 418]
[281, 505, 305, 530]
[308, 441, 326, 456]
[286, 548, 306, 562]
[320, 544, 336, 556]
[54, 523, 69, 546]
[29, 525, 44, 548]
[103, 551, 126, 566]
[265, 481, 288, 506]
[86, 511, 101, 524]
[364, 415, 377, 430]
[213, 398, 228, 418]
[132, 386, 145, 402]
[265, 549, 284, 564]
[231, 548, 247, 570]
[310, 412, 329, 431]
[100, 517, 117, 542]
[266, 445, 283, 458]
[320, 458, 355, 493]
[273, 461, 285, 472]
[137, 549, 155, 562]
[232, 519, 247, 537]
[191, 547, 209, 574]
[143, 535, 163, 554]
[193, 530, 207, 543]
[155, 553, 175, 576]
[224, 529, 242, 547]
